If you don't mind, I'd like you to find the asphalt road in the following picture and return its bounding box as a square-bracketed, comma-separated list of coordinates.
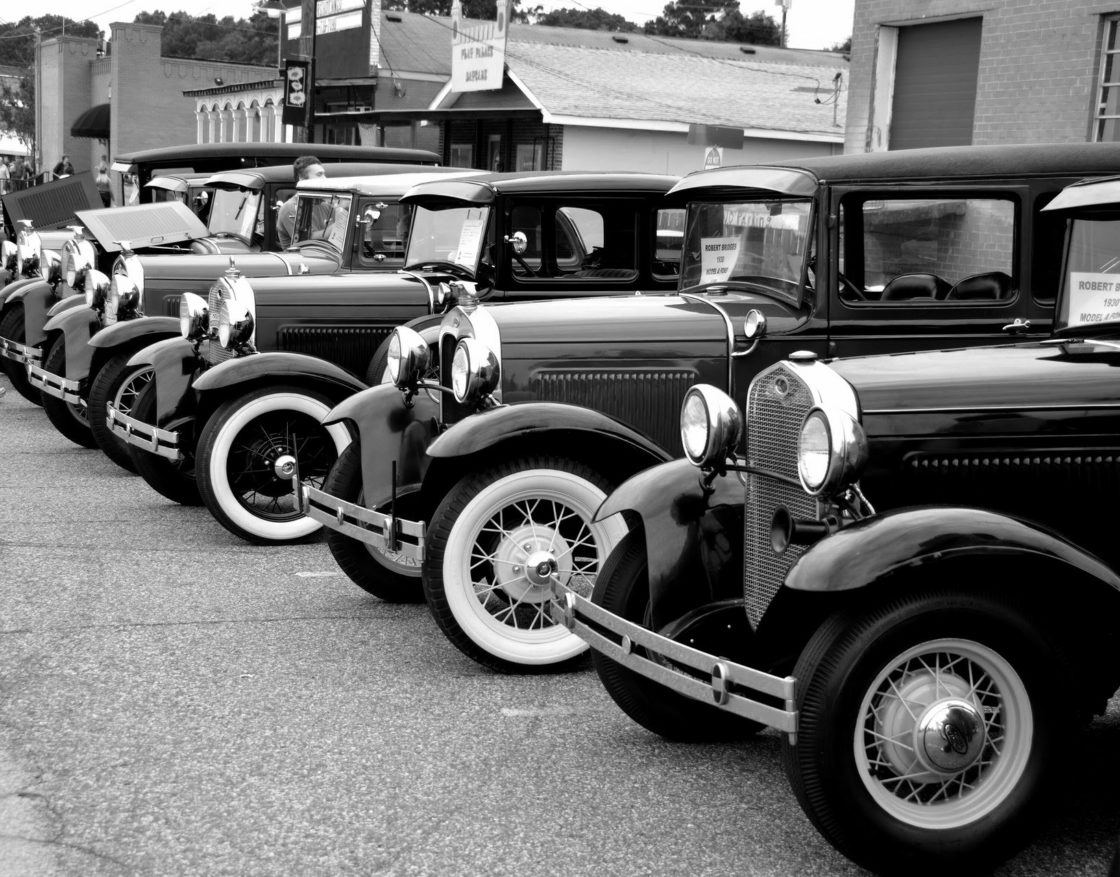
[1, 370, 1118, 877]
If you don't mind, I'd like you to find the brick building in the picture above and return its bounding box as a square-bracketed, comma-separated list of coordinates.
[846, 0, 1120, 151]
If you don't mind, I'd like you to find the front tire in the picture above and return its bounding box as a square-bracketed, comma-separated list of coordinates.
[40, 339, 96, 448]
[422, 457, 626, 672]
[128, 381, 202, 506]
[88, 351, 153, 472]
[0, 304, 43, 404]
[782, 587, 1061, 874]
[196, 385, 349, 544]
[323, 442, 424, 603]
[592, 529, 762, 741]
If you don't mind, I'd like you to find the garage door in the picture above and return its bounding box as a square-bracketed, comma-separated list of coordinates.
[890, 18, 982, 150]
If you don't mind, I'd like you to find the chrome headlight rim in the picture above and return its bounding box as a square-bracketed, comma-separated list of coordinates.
[42, 250, 62, 287]
[84, 269, 112, 309]
[387, 326, 430, 388]
[109, 271, 140, 315]
[680, 384, 741, 469]
[112, 253, 145, 308]
[63, 238, 97, 290]
[450, 337, 499, 404]
[16, 230, 41, 277]
[217, 297, 254, 349]
[179, 292, 210, 341]
[797, 405, 868, 496]
[1, 240, 16, 271]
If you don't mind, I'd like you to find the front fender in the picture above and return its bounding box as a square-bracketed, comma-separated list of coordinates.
[127, 336, 206, 427]
[90, 316, 179, 351]
[192, 352, 367, 397]
[0, 277, 42, 311]
[427, 402, 673, 463]
[786, 506, 1120, 594]
[43, 305, 101, 379]
[45, 295, 87, 319]
[8, 279, 60, 346]
[595, 459, 745, 630]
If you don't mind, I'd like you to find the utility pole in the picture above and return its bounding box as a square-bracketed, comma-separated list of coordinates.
[775, 0, 791, 48]
[305, 0, 316, 143]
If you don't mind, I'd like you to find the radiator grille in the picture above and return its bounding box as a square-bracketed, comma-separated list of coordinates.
[277, 325, 391, 376]
[162, 295, 181, 318]
[200, 338, 235, 366]
[534, 369, 696, 451]
[743, 364, 818, 627]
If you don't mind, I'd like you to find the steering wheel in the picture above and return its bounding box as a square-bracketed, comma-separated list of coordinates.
[512, 252, 537, 277]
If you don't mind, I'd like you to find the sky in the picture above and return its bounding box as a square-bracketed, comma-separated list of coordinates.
[18, 0, 855, 51]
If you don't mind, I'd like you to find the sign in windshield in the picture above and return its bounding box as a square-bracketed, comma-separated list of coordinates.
[682, 200, 811, 304]
[407, 206, 491, 273]
[1059, 217, 1120, 331]
[294, 193, 353, 250]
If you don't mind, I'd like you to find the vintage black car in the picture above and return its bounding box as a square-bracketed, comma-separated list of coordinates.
[109, 170, 682, 545]
[108, 141, 440, 208]
[296, 142, 1120, 674]
[0, 162, 412, 407]
[26, 167, 454, 458]
[547, 174, 1120, 873]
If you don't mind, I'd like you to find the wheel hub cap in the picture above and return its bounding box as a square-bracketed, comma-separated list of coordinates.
[491, 524, 571, 604]
[916, 698, 985, 773]
[273, 453, 297, 480]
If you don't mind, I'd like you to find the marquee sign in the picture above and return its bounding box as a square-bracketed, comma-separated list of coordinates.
[450, 0, 512, 93]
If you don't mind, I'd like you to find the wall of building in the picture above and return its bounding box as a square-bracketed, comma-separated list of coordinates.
[561, 126, 841, 176]
[38, 36, 97, 176]
[846, 0, 1116, 151]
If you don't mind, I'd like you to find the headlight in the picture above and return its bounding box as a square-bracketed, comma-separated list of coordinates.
[42, 250, 62, 287]
[179, 292, 209, 341]
[680, 384, 741, 468]
[16, 229, 41, 277]
[84, 269, 111, 309]
[387, 326, 429, 387]
[217, 297, 254, 349]
[797, 406, 868, 496]
[450, 337, 499, 403]
[1, 240, 16, 271]
[63, 237, 96, 290]
[111, 254, 144, 312]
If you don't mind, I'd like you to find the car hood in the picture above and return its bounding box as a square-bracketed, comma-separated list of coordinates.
[138, 251, 338, 280]
[831, 340, 1120, 414]
[479, 291, 805, 344]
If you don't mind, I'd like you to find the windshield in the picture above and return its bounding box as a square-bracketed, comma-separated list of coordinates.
[406, 205, 491, 274]
[207, 188, 262, 240]
[293, 193, 353, 251]
[681, 199, 812, 306]
[1057, 216, 1120, 332]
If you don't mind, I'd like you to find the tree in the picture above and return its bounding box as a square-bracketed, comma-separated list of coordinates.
[642, 0, 780, 45]
[535, 7, 636, 31]
[0, 16, 101, 163]
[827, 36, 852, 53]
[384, 0, 536, 23]
[136, 10, 279, 66]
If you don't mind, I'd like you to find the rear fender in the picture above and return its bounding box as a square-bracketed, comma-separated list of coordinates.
[786, 506, 1120, 594]
[595, 459, 745, 630]
[192, 352, 367, 398]
[126, 336, 206, 427]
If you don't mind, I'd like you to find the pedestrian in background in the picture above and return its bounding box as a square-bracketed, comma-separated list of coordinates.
[52, 154, 74, 180]
[95, 157, 111, 207]
[0, 157, 10, 195]
[276, 155, 326, 249]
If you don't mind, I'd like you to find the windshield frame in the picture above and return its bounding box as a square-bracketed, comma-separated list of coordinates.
[205, 187, 263, 241]
[679, 197, 815, 308]
[403, 204, 492, 278]
[291, 191, 356, 252]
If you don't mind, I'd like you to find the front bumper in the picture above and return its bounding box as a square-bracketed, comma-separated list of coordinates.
[548, 584, 798, 740]
[28, 363, 83, 406]
[297, 481, 426, 560]
[0, 336, 40, 366]
[106, 401, 183, 461]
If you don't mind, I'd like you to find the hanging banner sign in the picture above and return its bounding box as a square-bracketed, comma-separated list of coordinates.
[450, 0, 511, 92]
[282, 59, 312, 126]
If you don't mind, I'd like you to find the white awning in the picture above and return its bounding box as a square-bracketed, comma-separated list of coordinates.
[0, 133, 30, 157]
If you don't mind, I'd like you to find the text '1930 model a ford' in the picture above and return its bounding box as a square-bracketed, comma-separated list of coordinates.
[24, 166, 453, 464]
[107, 170, 681, 546]
[294, 142, 1120, 675]
[544, 173, 1120, 874]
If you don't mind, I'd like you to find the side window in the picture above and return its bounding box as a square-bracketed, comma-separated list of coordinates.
[509, 204, 543, 274]
[357, 202, 410, 267]
[1030, 193, 1064, 306]
[838, 195, 1017, 305]
[507, 202, 637, 282]
[654, 208, 685, 280]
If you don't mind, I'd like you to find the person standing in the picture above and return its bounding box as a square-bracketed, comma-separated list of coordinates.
[0, 157, 10, 195]
[276, 155, 326, 249]
[52, 154, 74, 179]
[95, 157, 111, 207]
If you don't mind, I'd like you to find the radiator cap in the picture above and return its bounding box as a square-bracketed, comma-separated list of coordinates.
[788, 350, 818, 362]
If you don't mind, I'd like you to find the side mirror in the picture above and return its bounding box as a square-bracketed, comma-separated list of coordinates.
[505, 230, 528, 256]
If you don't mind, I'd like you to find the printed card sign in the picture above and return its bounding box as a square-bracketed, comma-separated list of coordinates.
[453, 210, 486, 266]
[700, 237, 740, 283]
[1068, 272, 1120, 326]
[451, 0, 511, 92]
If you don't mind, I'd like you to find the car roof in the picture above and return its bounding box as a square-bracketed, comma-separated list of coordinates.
[111, 142, 440, 165]
[145, 171, 216, 192]
[401, 170, 680, 207]
[295, 169, 481, 195]
[207, 162, 448, 190]
[669, 142, 1120, 199]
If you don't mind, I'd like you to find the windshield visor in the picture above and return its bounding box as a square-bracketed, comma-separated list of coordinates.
[681, 200, 812, 305]
[293, 193, 353, 250]
[406, 205, 490, 274]
[207, 188, 262, 240]
[1057, 217, 1120, 333]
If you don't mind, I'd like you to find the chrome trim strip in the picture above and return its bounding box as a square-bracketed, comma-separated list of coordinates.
[680, 292, 735, 388]
[548, 585, 798, 738]
[299, 483, 425, 559]
[106, 402, 183, 461]
[399, 269, 436, 313]
[27, 365, 83, 405]
[864, 402, 1120, 415]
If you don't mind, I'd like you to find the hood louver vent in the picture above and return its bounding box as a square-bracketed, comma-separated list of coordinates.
[75, 201, 210, 252]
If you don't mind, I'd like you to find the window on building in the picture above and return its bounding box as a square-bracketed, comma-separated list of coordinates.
[516, 142, 544, 171]
[450, 143, 473, 168]
[1096, 16, 1120, 141]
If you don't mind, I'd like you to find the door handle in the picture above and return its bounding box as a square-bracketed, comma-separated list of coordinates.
[1002, 318, 1030, 334]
